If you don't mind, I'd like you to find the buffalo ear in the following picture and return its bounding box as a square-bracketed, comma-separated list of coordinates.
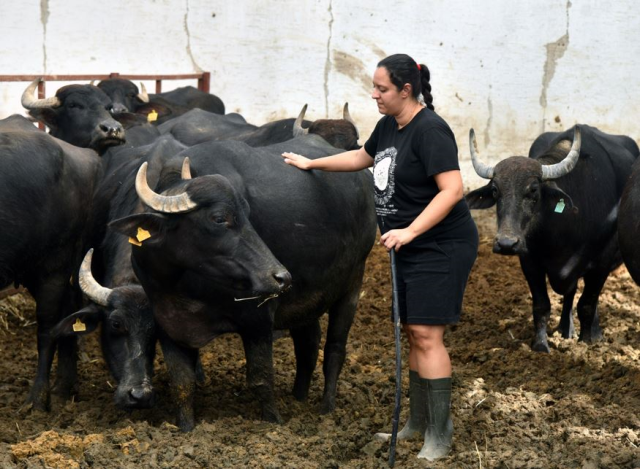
[465, 184, 496, 209]
[28, 109, 58, 131]
[51, 306, 102, 338]
[108, 213, 169, 246]
[542, 184, 578, 214]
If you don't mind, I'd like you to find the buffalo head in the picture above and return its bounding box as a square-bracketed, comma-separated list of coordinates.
[22, 78, 125, 153]
[109, 159, 292, 299]
[293, 103, 360, 150]
[52, 249, 156, 409]
[465, 127, 581, 255]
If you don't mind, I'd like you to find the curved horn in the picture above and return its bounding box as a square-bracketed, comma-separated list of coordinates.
[343, 102, 360, 139]
[181, 157, 192, 180]
[541, 126, 582, 180]
[138, 82, 149, 103]
[21, 78, 61, 109]
[78, 249, 112, 306]
[469, 128, 494, 179]
[135, 161, 198, 213]
[293, 104, 309, 137]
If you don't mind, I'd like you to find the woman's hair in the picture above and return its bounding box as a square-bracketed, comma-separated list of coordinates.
[377, 54, 434, 110]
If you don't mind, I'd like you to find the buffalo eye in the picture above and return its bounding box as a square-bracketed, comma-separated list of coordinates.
[213, 215, 227, 225]
[111, 320, 123, 332]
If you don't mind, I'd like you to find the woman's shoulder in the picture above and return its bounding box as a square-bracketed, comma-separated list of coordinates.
[416, 109, 455, 137]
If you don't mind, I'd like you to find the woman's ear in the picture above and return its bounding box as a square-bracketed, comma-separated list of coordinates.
[401, 84, 412, 97]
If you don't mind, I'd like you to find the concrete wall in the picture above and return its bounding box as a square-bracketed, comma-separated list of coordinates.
[1, 0, 638, 188]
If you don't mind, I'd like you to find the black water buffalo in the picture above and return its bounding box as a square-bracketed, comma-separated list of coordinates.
[159, 104, 359, 150]
[108, 135, 377, 430]
[0, 116, 102, 410]
[158, 109, 258, 145]
[21, 78, 125, 154]
[466, 125, 637, 352]
[618, 158, 640, 285]
[97, 78, 224, 124]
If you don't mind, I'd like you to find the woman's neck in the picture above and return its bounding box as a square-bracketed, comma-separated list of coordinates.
[395, 102, 424, 129]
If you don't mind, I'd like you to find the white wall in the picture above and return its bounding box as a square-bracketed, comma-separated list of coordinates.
[1, 0, 638, 189]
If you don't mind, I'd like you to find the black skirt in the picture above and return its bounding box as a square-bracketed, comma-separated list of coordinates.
[391, 216, 478, 325]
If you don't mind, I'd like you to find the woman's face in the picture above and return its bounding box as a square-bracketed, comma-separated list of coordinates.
[371, 66, 406, 116]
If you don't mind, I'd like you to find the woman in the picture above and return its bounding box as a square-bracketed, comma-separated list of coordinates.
[282, 53, 478, 461]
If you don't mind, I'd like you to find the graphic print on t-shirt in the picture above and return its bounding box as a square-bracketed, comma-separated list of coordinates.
[373, 147, 398, 217]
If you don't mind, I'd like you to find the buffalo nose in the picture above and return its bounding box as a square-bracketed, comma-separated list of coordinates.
[129, 385, 153, 403]
[274, 270, 292, 291]
[494, 235, 520, 253]
[99, 121, 124, 138]
[110, 103, 129, 114]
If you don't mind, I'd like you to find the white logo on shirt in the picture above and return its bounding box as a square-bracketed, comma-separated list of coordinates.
[373, 147, 397, 207]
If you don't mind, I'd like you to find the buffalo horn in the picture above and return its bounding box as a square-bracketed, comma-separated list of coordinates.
[293, 104, 309, 137]
[78, 249, 112, 306]
[21, 78, 61, 109]
[181, 157, 192, 179]
[541, 127, 582, 180]
[138, 82, 150, 103]
[135, 161, 198, 213]
[343, 102, 360, 139]
[469, 128, 494, 179]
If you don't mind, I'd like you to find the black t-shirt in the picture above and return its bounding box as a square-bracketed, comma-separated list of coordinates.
[364, 107, 471, 247]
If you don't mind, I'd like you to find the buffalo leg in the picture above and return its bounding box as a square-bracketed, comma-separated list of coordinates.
[321, 287, 359, 413]
[289, 320, 321, 401]
[557, 284, 577, 339]
[240, 328, 281, 423]
[52, 285, 80, 398]
[159, 335, 198, 432]
[520, 257, 552, 353]
[576, 270, 607, 343]
[23, 275, 70, 411]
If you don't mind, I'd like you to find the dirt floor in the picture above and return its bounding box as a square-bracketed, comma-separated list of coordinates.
[1, 210, 639, 468]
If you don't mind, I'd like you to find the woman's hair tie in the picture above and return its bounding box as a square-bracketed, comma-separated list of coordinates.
[417, 63, 421, 71]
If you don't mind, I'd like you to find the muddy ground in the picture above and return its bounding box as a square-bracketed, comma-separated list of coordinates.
[0, 210, 639, 468]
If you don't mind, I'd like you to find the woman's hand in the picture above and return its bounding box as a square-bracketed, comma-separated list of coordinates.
[282, 152, 312, 170]
[380, 228, 416, 252]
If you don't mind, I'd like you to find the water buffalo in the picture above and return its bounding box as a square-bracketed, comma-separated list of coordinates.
[0, 116, 102, 410]
[108, 135, 377, 430]
[159, 103, 359, 150]
[97, 78, 225, 124]
[618, 158, 640, 285]
[21, 78, 125, 154]
[466, 125, 637, 352]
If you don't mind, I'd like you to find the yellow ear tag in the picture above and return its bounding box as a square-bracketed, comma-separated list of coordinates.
[128, 227, 151, 247]
[136, 227, 151, 242]
[147, 109, 158, 122]
[72, 318, 87, 333]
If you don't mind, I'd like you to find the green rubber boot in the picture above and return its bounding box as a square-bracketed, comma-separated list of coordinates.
[417, 377, 453, 461]
[374, 370, 427, 442]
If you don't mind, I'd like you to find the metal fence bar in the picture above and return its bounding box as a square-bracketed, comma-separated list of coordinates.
[0, 72, 210, 92]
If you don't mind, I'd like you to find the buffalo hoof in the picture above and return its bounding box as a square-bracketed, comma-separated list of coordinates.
[20, 392, 50, 414]
[319, 396, 336, 415]
[51, 379, 78, 400]
[177, 410, 195, 432]
[530, 340, 551, 353]
[291, 382, 309, 402]
[578, 330, 604, 344]
[262, 408, 283, 424]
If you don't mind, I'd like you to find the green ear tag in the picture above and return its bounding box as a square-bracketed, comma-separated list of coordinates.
[554, 198, 566, 213]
